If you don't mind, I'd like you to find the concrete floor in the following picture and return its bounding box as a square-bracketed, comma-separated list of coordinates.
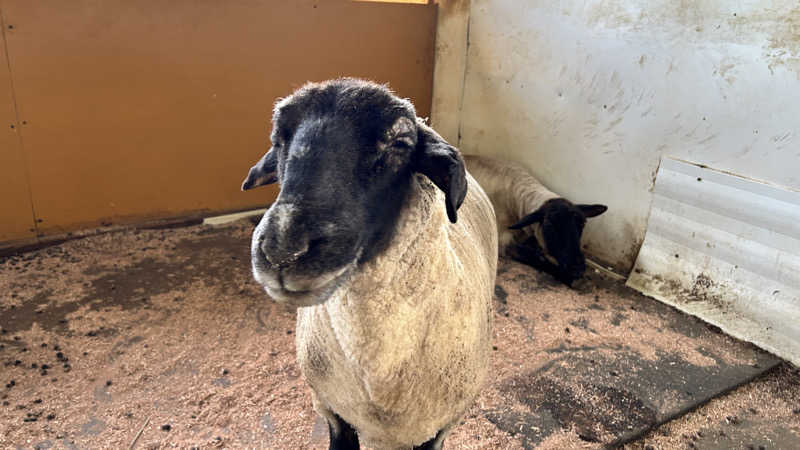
[1, 219, 798, 449]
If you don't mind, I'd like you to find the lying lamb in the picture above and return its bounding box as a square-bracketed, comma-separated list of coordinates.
[463, 154, 606, 286]
[242, 79, 497, 450]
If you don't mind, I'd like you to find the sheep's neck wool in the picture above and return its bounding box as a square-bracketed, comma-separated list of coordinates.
[294, 173, 497, 449]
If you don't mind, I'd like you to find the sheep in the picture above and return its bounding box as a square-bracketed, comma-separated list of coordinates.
[463, 154, 607, 286]
[241, 78, 497, 450]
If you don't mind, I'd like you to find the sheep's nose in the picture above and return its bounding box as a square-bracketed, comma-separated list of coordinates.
[259, 233, 310, 268]
[254, 202, 312, 267]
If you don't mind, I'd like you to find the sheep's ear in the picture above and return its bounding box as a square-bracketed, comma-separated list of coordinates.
[382, 116, 417, 150]
[414, 119, 467, 223]
[241, 150, 278, 191]
[578, 204, 608, 218]
[509, 209, 544, 229]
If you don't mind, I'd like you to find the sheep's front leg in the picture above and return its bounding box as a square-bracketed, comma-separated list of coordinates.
[508, 237, 559, 276]
[327, 412, 359, 450]
[414, 428, 446, 450]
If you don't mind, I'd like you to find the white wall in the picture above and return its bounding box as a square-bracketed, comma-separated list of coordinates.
[434, 0, 800, 272]
[430, 0, 470, 144]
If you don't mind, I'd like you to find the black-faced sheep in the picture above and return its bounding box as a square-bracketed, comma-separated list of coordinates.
[463, 154, 607, 286]
[242, 79, 497, 450]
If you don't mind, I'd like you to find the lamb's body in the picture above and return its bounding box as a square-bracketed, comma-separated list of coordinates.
[463, 154, 557, 253]
[296, 173, 497, 449]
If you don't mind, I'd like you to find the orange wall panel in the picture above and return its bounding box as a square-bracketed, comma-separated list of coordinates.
[0, 0, 436, 237]
[0, 12, 36, 243]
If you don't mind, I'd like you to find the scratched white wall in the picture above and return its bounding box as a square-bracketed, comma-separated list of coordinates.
[447, 0, 800, 272]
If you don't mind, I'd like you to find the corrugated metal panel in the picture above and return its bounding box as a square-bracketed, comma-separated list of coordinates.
[627, 157, 800, 365]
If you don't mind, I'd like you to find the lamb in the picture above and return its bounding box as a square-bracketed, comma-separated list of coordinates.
[241, 79, 497, 450]
[463, 154, 606, 286]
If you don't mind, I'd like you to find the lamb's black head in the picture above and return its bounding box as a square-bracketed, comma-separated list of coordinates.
[242, 78, 466, 306]
[510, 198, 606, 286]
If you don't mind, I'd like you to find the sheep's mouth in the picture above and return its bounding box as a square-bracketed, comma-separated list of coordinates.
[252, 259, 356, 307]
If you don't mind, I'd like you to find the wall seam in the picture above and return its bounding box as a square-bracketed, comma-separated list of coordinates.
[426, 1, 439, 119]
[455, 1, 470, 148]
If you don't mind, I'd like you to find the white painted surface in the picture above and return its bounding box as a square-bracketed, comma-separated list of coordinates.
[627, 158, 800, 365]
[442, 0, 800, 271]
[202, 208, 266, 226]
[430, 0, 471, 144]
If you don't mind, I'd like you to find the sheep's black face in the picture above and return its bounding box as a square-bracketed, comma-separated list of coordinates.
[512, 199, 607, 286]
[241, 79, 467, 306]
[540, 199, 590, 284]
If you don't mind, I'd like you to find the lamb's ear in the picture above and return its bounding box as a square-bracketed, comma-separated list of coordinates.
[578, 204, 608, 218]
[509, 209, 544, 229]
[414, 119, 467, 223]
[241, 150, 278, 191]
